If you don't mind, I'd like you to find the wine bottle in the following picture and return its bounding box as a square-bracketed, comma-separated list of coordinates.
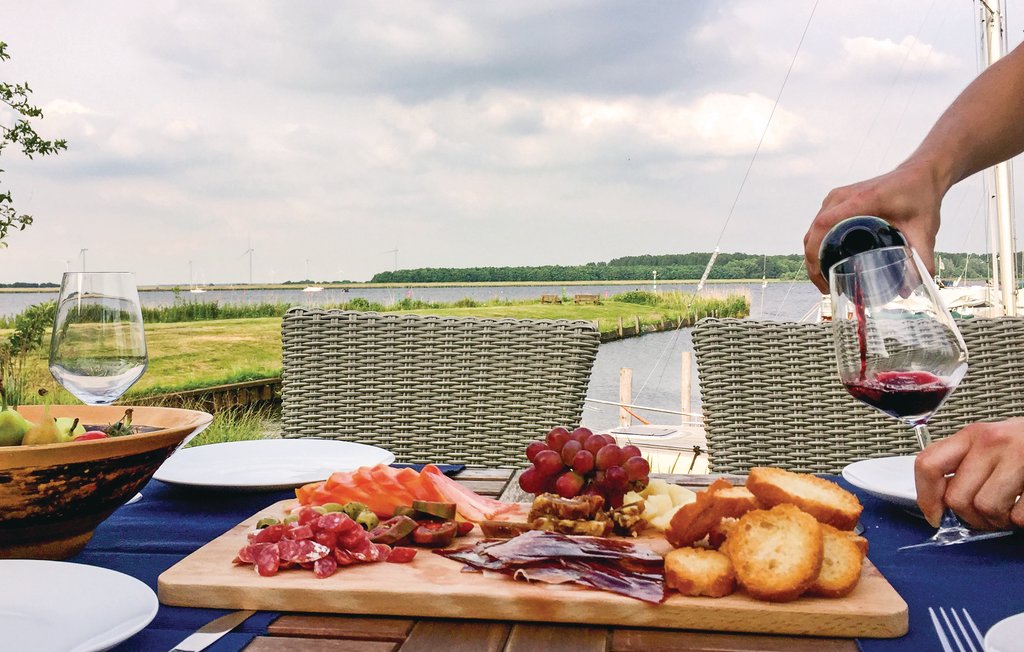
[818, 216, 907, 286]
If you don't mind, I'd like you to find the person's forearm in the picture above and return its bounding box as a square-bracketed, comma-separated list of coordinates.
[903, 42, 1024, 191]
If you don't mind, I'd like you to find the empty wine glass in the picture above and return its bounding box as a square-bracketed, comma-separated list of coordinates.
[49, 272, 148, 404]
[830, 246, 1012, 549]
[49, 272, 148, 505]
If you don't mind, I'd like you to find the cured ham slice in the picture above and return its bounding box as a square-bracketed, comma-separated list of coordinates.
[420, 465, 520, 521]
[435, 530, 666, 604]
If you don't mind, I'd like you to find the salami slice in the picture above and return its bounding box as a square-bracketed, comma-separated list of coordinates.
[279, 539, 331, 564]
[315, 530, 338, 550]
[334, 548, 355, 566]
[249, 524, 287, 544]
[316, 513, 354, 533]
[386, 547, 418, 563]
[297, 506, 322, 525]
[314, 556, 338, 579]
[285, 523, 315, 540]
[237, 542, 273, 564]
[339, 529, 369, 551]
[256, 543, 280, 576]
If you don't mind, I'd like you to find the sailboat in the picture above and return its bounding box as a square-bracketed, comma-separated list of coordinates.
[188, 261, 206, 294]
[302, 259, 323, 293]
[935, 0, 1017, 319]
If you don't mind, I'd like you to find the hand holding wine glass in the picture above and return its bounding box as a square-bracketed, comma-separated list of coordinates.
[830, 246, 1012, 548]
[49, 272, 148, 406]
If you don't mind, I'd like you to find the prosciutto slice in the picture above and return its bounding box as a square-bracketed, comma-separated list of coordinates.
[435, 530, 666, 604]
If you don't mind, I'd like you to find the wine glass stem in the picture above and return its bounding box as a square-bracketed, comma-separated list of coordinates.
[913, 423, 931, 450]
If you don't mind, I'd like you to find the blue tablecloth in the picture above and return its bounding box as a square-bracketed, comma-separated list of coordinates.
[838, 477, 1024, 651]
[66, 473, 1022, 650]
[69, 463, 464, 651]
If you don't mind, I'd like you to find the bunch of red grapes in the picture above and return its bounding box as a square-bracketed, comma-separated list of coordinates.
[518, 426, 651, 507]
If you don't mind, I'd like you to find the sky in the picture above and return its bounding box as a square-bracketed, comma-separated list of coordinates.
[1, 0, 1022, 285]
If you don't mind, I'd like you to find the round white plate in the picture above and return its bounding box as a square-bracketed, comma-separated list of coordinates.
[985, 612, 1024, 651]
[0, 560, 157, 652]
[841, 455, 918, 509]
[153, 438, 396, 490]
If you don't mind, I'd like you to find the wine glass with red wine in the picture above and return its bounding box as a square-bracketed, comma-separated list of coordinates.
[830, 246, 1011, 549]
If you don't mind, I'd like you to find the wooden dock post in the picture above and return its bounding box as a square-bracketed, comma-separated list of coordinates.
[681, 351, 693, 423]
[619, 367, 633, 427]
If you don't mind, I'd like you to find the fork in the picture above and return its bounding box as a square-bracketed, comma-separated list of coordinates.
[929, 607, 985, 652]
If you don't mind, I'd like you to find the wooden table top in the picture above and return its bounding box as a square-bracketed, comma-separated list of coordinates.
[243, 468, 859, 652]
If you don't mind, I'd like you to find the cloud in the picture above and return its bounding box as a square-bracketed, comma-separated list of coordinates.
[837, 35, 962, 78]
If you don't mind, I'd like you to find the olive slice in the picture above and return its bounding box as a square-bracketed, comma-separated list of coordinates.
[411, 520, 458, 547]
[369, 515, 418, 545]
[411, 500, 457, 520]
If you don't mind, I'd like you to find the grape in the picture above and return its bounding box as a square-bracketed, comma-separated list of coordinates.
[571, 449, 595, 475]
[605, 465, 628, 492]
[599, 434, 617, 447]
[561, 440, 582, 466]
[571, 426, 593, 444]
[525, 440, 548, 462]
[595, 444, 623, 471]
[545, 427, 572, 452]
[518, 467, 545, 494]
[591, 470, 607, 491]
[554, 471, 585, 498]
[583, 434, 607, 456]
[622, 455, 650, 481]
[621, 444, 642, 459]
[607, 491, 625, 509]
[534, 450, 565, 476]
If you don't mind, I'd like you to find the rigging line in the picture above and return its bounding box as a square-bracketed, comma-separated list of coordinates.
[878, 0, 950, 170]
[845, 0, 939, 178]
[709, 0, 819, 251]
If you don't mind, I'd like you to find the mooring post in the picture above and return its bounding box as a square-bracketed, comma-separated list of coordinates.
[681, 351, 693, 423]
[619, 367, 633, 427]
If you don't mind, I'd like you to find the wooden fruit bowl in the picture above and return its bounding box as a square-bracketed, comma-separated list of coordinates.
[0, 405, 213, 560]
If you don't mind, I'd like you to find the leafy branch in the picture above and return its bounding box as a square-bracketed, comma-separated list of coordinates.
[0, 40, 67, 243]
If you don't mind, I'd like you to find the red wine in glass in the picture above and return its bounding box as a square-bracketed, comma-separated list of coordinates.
[844, 371, 954, 425]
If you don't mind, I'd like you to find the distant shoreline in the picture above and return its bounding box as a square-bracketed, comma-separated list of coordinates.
[0, 279, 793, 294]
[0, 277, 994, 294]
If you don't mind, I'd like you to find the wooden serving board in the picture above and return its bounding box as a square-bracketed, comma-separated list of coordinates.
[158, 500, 908, 639]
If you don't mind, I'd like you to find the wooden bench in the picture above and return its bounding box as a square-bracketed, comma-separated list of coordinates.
[574, 294, 600, 304]
[540, 294, 561, 304]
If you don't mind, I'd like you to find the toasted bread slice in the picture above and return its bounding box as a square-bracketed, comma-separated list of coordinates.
[666, 479, 761, 548]
[707, 516, 738, 549]
[808, 524, 865, 598]
[664, 547, 736, 598]
[727, 504, 823, 602]
[745, 467, 862, 530]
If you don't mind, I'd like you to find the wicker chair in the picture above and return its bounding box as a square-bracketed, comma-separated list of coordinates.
[693, 317, 1024, 474]
[281, 309, 600, 465]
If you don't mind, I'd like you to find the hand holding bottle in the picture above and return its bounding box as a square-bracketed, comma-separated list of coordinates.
[803, 160, 945, 293]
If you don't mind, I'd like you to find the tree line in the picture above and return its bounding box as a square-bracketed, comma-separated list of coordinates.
[369, 252, 994, 284]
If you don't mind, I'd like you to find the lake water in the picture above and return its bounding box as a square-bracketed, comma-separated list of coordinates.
[0, 281, 822, 432]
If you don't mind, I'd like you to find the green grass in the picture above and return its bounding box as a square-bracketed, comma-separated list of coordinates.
[5, 292, 747, 404]
[183, 404, 280, 447]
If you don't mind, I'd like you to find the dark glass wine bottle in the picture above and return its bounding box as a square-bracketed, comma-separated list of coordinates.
[818, 216, 907, 286]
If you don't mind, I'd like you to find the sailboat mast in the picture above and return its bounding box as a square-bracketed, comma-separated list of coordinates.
[981, 0, 1018, 315]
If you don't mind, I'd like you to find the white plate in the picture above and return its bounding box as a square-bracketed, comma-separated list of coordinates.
[153, 438, 396, 490]
[985, 612, 1024, 651]
[841, 455, 918, 509]
[0, 560, 157, 652]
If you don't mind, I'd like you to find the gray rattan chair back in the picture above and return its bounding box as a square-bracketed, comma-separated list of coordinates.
[693, 317, 1024, 473]
[281, 309, 600, 465]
